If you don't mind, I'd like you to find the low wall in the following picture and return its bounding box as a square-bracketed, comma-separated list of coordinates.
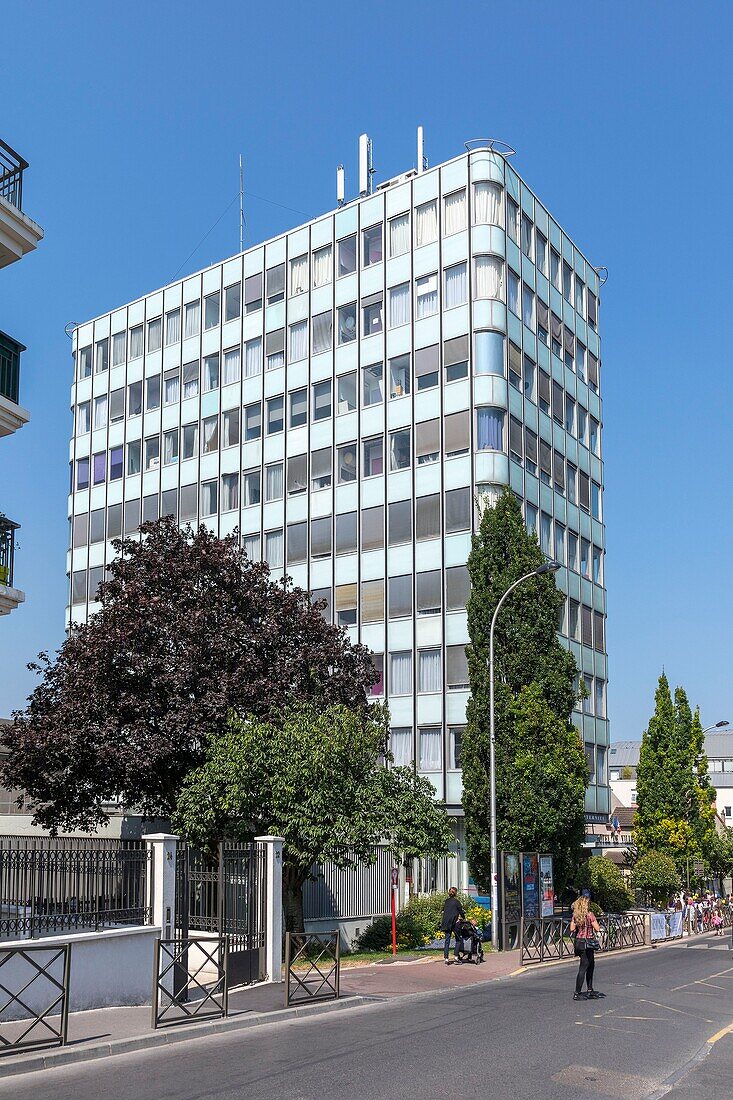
[0, 925, 160, 1021]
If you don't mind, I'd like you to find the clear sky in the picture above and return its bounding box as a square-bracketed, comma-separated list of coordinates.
[2, 1, 732, 738]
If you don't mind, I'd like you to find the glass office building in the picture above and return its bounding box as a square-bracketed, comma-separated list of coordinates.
[67, 141, 610, 821]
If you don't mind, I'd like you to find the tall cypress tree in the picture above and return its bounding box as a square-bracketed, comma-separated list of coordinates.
[690, 706, 718, 858]
[463, 488, 587, 891]
[636, 674, 677, 848]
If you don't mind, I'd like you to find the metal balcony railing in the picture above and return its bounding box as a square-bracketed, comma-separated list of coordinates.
[0, 331, 24, 406]
[0, 139, 28, 211]
[0, 517, 18, 588]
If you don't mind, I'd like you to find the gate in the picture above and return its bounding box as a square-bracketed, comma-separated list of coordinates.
[175, 842, 267, 988]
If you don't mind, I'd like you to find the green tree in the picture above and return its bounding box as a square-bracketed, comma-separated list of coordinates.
[576, 856, 633, 913]
[690, 707, 718, 859]
[463, 489, 586, 892]
[174, 704, 453, 931]
[632, 850, 680, 907]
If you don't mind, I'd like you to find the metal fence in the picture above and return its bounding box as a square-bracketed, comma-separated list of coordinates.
[0, 944, 71, 1055]
[0, 139, 27, 211]
[521, 912, 646, 965]
[285, 931, 340, 1007]
[152, 937, 228, 1029]
[0, 838, 151, 940]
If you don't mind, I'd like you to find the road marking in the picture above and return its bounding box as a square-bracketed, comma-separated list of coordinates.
[708, 1020, 733, 1045]
[639, 999, 715, 1023]
[671, 964, 733, 991]
[609, 1014, 667, 1021]
[576, 1020, 642, 1036]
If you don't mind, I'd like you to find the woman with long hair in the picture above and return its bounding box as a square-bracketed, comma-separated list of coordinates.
[570, 890, 604, 1001]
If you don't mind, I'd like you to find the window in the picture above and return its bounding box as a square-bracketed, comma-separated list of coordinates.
[204, 353, 220, 392]
[361, 505, 383, 551]
[562, 259, 573, 302]
[567, 532, 578, 572]
[204, 292, 220, 331]
[312, 516, 332, 560]
[389, 354, 410, 398]
[79, 345, 92, 378]
[554, 449, 565, 495]
[592, 545, 602, 584]
[289, 320, 308, 362]
[568, 598, 580, 640]
[591, 481, 601, 520]
[109, 446, 123, 481]
[536, 231, 547, 274]
[95, 338, 109, 374]
[587, 290, 598, 329]
[522, 285, 535, 329]
[182, 361, 199, 400]
[182, 301, 198, 340]
[267, 396, 284, 434]
[199, 415, 217, 456]
[580, 537, 590, 578]
[286, 522, 308, 565]
[389, 575, 412, 619]
[510, 415, 523, 462]
[388, 283, 410, 329]
[417, 570, 441, 615]
[524, 427, 538, 474]
[579, 470, 591, 512]
[443, 189, 466, 235]
[265, 462, 283, 501]
[313, 380, 332, 421]
[224, 282, 241, 322]
[389, 212, 410, 257]
[476, 408, 504, 451]
[224, 345, 242, 385]
[590, 417, 600, 456]
[338, 303, 357, 344]
[581, 605, 593, 647]
[566, 330, 577, 373]
[506, 197, 519, 243]
[146, 375, 161, 412]
[444, 334, 469, 382]
[473, 180, 503, 225]
[575, 278, 585, 317]
[337, 372, 357, 413]
[163, 428, 179, 465]
[312, 311, 332, 354]
[474, 255, 504, 300]
[361, 579, 384, 622]
[144, 318, 161, 354]
[390, 653, 412, 697]
[362, 293, 383, 336]
[446, 565, 470, 611]
[337, 443, 357, 483]
[180, 484, 197, 522]
[363, 435, 384, 477]
[76, 401, 90, 435]
[126, 440, 141, 476]
[389, 429, 411, 471]
[539, 439, 552, 485]
[445, 411, 470, 456]
[129, 325, 143, 360]
[550, 248, 561, 291]
[520, 214, 533, 259]
[416, 273, 438, 319]
[311, 447, 332, 490]
[266, 263, 285, 305]
[565, 396, 576, 435]
[415, 344, 439, 390]
[76, 456, 90, 489]
[444, 262, 467, 309]
[540, 511, 552, 556]
[201, 479, 218, 517]
[577, 405, 587, 445]
[93, 394, 108, 430]
[313, 245, 332, 287]
[588, 352, 599, 392]
[289, 388, 308, 428]
[143, 435, 159, 472]
[415, 200, 438, 246]
[244, 402, 262, 441]
[388, 499, 412, 545]
[445, 487, 470, 532]
[371, 657, 385, 701]
[244, 533, 261, 562]
[567, 462, 577, 505]
[417, 727, 441, 771]
[552, 380, 564, 426]
[94, 453, 107, 485]
[221, 472, 239, 511]
[71, 570, 87, 605]
[338, 234, 357, 277]
[336, 511, 357, 555]
[508, 342, 521, 390]
[362, 362, 383, 406]
[507, 270, 520, 315]
[594, 611, 605, 653]
[111, 331, 126, 367]
[90, 508, 105, 544]
[164, 367, 180, 405]
[244, 273, 263, 313]
[447, 645, 469, 690]
[416, 419, 439, 465]
[362, 223, 383, 267]
[290, 255, 308, 296]
[418, 649, 442, 693]
[222, 407, 240, 448]
[182, 421, 198, 460]
[475, 330, 504, 375]
[335, 582, 357, 627]
[265, 530, 283, 569]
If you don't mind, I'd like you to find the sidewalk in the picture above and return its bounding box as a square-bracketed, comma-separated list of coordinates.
[0, 948, 522, 1078]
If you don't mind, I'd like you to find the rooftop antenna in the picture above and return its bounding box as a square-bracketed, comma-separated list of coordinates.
[337, 164, 345, 206]
[359, 133, 374, 196]
[417, 125, 427, 173]
[239, 154, 244, 253]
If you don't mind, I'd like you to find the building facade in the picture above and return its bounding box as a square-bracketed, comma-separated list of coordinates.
[1, 138, 43, 615]
[610, 734, 733, 824]
[67, 139, 610, 821]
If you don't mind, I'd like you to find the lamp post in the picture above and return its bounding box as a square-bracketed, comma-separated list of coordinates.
[700, 721, 729, 735]
[489, 560, 561, 951]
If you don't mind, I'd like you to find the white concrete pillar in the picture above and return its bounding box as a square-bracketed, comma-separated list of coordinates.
[255, 836, 284, 983]
[143, 833, 178, 940]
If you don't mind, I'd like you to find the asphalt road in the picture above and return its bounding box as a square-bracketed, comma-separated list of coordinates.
[2, 937, 732, 1100]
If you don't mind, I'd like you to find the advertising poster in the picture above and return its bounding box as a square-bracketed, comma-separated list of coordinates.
[522, 852, 540, 917]
[501, 853, 521, 923]
[540, 854, 555, 917]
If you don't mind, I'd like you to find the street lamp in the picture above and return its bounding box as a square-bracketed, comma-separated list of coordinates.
[489, 560, 561, 951]
[701, 721, 729, 735]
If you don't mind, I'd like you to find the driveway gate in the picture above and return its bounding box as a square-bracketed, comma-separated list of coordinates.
[175, 842, 267, 988]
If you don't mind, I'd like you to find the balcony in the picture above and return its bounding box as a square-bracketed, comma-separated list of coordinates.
[0, 331, 28, 437]
[0, 139, 43, 268]
[0, 517, 23, 616]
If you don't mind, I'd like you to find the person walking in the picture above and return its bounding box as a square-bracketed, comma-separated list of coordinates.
[440, 887, 466, 965]
[570, 890, 603, 1001]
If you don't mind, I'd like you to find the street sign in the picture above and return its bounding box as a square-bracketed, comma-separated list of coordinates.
[390, 867, 399, 887]
[693, 859, 705, 877]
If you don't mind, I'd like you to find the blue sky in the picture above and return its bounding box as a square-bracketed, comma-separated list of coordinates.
[2, 1, 732, 737]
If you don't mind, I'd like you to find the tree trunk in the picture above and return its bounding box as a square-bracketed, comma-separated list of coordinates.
[282, 865, 306, 933]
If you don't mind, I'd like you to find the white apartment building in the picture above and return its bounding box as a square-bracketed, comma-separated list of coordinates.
[67, 134, 610, 821]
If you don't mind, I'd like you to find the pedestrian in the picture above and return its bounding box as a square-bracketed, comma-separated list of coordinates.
[440, 886, 466, 965]
[570, 890, 604, 1001]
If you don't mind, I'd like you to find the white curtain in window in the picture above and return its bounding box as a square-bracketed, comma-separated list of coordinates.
[522, 286, 535, 329]
[163, 430, 178, 465]
[389, 284, 410, 328]
[313, 311, 333, 353]
[416, 201, 438, 246]
[94, 395, 107, 429]
[267, 349, 285, 371]
[289, 320, 308, 362]
[418, 649, 442, 693]
[112, 332, 126, 366]
[313, 245, 332, 287]
[243, 534, 260, 559]
[508, 272, 520, 315]
[473, 181, 503, 226]
[183, 365, 199, 401]
[266, 464, 283, 501]
[244, 340, 260, 378]
[391, 728, 412, 767]
[265, 529, 283, 568]
[444, 190, 466, 235]
[416, 274, 438, 319]
[474, 255, 504, 300]
[290, 255, 309, 295]
[224, 348, 241, 386]
[130, 327, 144, 359]
[77, 402, 90, 435]
[184, 301, 200, 339]
[389, 213, 410, 257]
[221, 473, 239, 511]
[390, 651, 412, 696]
[419, 728, 442, 770]
[166, 310, 180, 345]
[444, 263, 467, 309]
[164, 372, 179, 404]
[202, 416, 218, 452]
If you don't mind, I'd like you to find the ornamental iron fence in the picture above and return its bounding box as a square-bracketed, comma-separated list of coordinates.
[285, 931, 340, 1007]
[520, 912, 646, 966]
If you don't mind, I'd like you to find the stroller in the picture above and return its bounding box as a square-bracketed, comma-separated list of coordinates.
[455, 919, 485, 964]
